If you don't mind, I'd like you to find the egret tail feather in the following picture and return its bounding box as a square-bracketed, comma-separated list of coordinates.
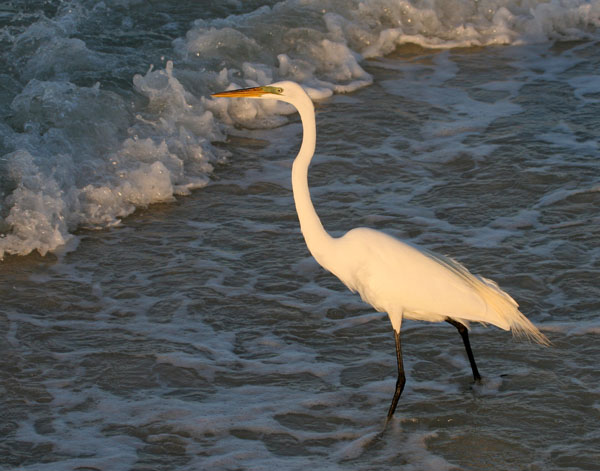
[426, 250, 549, 345]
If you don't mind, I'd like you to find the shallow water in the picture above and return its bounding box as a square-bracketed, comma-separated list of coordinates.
[2, 1, 600, 470]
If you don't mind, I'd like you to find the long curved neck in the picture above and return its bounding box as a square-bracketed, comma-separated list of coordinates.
[291, 96, 334, 262]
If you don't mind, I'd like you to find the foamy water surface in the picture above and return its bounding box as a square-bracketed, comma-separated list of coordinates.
[1, 1, 599, 470]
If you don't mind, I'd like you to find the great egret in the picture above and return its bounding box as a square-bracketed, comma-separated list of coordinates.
[212, 81, 549, 419]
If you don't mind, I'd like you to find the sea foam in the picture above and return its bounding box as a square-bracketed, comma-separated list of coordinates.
[1, 0, 599, 258]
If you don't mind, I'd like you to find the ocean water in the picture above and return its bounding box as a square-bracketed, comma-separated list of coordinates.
[1, 0, 599, 470]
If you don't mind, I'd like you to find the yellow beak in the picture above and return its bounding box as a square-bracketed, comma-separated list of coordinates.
[212, 86, 268, 98]
[212, 85, 283, 98]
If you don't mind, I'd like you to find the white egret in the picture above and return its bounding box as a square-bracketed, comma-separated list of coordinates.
[213, 81, 549, 419]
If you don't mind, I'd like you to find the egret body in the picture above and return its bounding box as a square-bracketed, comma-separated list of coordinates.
[213, 81, 548, 419]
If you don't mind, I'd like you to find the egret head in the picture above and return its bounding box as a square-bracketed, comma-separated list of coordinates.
[212, 81, 310, 107]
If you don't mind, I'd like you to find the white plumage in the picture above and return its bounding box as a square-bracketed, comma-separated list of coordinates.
[213, 81, 548, 419]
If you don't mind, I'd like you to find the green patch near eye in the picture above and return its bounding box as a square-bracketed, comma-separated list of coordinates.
[262, 86, 283, 95]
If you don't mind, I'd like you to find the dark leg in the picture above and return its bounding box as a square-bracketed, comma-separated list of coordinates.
[445, 317, 481, 381]
[387, 329, 406, 419]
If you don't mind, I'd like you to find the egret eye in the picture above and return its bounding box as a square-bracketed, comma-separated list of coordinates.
[276, 87, 283, 94]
